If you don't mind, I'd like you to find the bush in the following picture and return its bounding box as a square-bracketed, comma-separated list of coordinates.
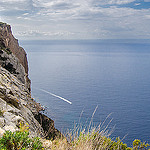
[0, 120, 149, 150]
[0, 130, 43, 150]
[0, 126, 149, 150]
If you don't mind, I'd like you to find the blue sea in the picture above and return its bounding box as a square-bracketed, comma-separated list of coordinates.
[20, 39, 150, 146]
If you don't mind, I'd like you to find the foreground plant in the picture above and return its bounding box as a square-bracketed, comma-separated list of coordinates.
[0, 123, 43, 150]
[0, 119, 149, 150]
[0, 127, 149, 150]
[51, 128, 149, 150]
[0, 130, 43, 150]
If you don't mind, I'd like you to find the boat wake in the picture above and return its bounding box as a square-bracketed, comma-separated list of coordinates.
[39, 88, 72, 105]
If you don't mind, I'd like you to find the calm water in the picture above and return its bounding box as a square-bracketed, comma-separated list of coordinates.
[20, 40, 150, 146]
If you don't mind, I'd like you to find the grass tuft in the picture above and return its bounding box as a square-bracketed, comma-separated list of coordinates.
[0, 107, 149, 149]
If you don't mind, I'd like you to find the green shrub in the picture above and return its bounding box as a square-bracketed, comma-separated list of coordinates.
[31, 137, 43, 150]
[0, 130, 43, 150]
[0, 126, 149, 150]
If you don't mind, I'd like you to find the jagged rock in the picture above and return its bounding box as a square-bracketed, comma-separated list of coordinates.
[0, 22, 28, 73]
[0, 22, 61, 140]
[0, 67, 45, 137]
[0, 127, 5, 137]
[35, 113, 61, 140]
[0, 22, 31, 93]
[0, 117, 5, 128]
[11, 116, 25, 127]
[0, 49, 26, 84]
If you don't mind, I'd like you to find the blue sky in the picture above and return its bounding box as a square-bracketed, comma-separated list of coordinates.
[0, 0, 150, 40]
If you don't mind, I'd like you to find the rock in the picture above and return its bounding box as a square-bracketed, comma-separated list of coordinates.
[0, 22, 61, 140]
[0, 23, 28, 74]
[0, 23, 31, 93]
[0, 49, 26, 84]
[4, 125, 16, 132]
[42, 139, 52, 149]
[0, 46, 30, 92]
[0, 127, 5, 137]
[11, 116, 25, 128]
[34, 113, 62, 140]
[0, 69, 45, 137]
[0, 117, 5, 127]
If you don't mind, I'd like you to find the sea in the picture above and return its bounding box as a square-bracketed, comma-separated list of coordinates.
[20, 39, 150, 146]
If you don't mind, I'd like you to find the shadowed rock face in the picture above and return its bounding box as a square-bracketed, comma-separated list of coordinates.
[0, 67, 45, 137]
[0, 22, 28, 74]
[0, 22, 31, 92]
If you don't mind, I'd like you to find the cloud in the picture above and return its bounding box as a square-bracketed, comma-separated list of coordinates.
[134, 3, 141, 6]
[15, 30, 75, 40]
[23, 13, 29, 16]
[107, 0, 136, 5]
[0, 0, 31, 12]
[33, 0, 76, 9]
[0, 0, 26, 2]
[92, 0, 136, 5]
[0, 0, 150, 39]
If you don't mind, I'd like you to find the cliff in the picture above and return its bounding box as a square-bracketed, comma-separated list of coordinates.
[0, 22, 60, 139]
[0, 22, 28, 73]
[0, 22, 30, 92]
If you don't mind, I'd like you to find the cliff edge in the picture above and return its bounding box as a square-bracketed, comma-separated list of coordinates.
[0, 22, 60, 139]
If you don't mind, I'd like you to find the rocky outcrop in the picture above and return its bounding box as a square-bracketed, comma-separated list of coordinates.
[0, 22, 60, 139]
[0, 22, 28, 74]
[35, 113, 61, 140]
[0, 66, 44, 137]
[0, 22, 30, 93]
[0, 49, 31, 92]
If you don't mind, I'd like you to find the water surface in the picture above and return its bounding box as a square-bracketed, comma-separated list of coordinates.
[20, 40, 150, 145]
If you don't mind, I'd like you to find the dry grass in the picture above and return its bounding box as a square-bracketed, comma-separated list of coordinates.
[44, 123, 149, 150]
[43, 107, 149, 150]
[45, 108, 117, 150]
[48, 126, 117, 150]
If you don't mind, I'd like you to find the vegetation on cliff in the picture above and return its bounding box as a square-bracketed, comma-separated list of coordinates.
[0, 123, 149, 150]
[0, 129, 43, 150]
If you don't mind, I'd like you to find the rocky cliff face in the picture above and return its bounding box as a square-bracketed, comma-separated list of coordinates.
[0, 22, 60, 139]
[0, 22, 28, 74]
[0, 67, 44, 137]
[0, 22, 30, 92]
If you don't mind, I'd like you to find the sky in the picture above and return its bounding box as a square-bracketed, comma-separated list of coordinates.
[0, 0, 150, 40]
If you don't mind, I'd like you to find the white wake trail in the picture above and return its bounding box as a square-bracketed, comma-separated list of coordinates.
[40, 89, 72, 105]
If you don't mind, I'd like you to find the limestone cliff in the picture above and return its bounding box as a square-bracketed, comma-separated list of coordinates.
[0, 22, 60, 139]
[0, 22, 30, 92]
[0, 22, 28, 74]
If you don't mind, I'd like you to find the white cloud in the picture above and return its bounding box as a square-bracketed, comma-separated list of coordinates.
[1, 0, 26, 3]
[23, 13, 29, 16]
[145, 15, 150, 18]
[107, 0, 135, 5]
[92, 0, 136, 5]
[1, 0, 150, 39]
[0, 0, 31, 12]
[134, 3, 141, 6]
[32, 0, 73, 8]
[15, 30, 75, 39]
